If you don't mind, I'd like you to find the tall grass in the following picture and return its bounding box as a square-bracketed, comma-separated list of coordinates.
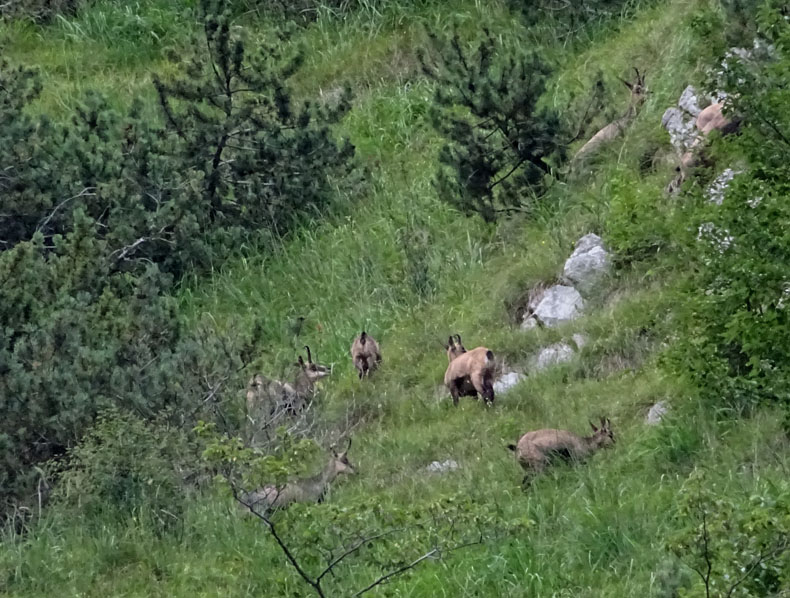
[3, 0, 784, 596]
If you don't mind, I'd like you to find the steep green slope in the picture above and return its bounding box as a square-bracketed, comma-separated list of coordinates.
[3, 1, 790, 596]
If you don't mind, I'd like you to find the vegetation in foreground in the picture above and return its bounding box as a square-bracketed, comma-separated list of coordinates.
[2, 0, 790, 596]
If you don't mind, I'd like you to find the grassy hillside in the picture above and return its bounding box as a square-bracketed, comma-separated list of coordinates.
[3, 0, 790, 596]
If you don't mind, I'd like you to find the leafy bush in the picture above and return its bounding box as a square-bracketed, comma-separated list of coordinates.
[669, 472, 790, 597]
[419, 29, 566, 222]
[666, 2, 790, 414]
[51, 409, 193, 530]
[605, 171, 672, 264]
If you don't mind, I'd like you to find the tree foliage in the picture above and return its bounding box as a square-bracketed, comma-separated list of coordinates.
[666, 3, 790, 414]
[0, 0, 355, 511]
[420, 29, 566, 222]
[669, 472, 790, 597]
[154, 0, 355, 239]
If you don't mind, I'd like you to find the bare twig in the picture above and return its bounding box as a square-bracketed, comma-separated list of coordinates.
[36, 187, 96, 233]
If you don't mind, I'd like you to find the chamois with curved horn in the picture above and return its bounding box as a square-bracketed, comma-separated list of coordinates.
[508, 417, 615, 487]
[241, 438, 355, 511]
[350, 331, 382, 379]
[443, 334, 495, 406]
[574, 68, 648, 161]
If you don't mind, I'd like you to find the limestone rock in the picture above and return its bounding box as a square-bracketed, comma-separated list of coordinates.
[706, 168, 741, 205]
[533, 342, 575, 371]
[426, 459, 460, 473]
[646, 401, 669, 425]
[662, 106, 698, 152]
[520, 315, 538, 330]
[533, 285, 585, 327]
[493, 372, 525, 394]
[562, 234, 611, 296]
[678, 85, 703, 117]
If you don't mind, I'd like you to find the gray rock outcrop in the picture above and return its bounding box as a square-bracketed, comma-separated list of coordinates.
[646, 401, 669, 425]
[425, 460, 460, 473]
[562, 234, 611, 296]
[532, 285, 585, 327]
[533, 342, 575, 371]
[493, 372, 525, 394]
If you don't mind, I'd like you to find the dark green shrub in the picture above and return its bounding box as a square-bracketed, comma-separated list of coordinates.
[51, 409, 193, 530]
[0, 0, 82, 23]
[154, 0, 356, 240]
[419, 29, 566, 222]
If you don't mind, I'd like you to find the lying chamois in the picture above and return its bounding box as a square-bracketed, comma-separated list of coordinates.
[241, 439, 355, 512]
[671, 102, 741, 190]
[350, 331, 382, 379]
[444, 334, 495, 406]
[246, 346, 331, 443]
[574, 68, 647, 161]
[508, 417, 615, 486]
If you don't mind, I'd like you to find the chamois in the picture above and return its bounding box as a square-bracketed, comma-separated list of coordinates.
[246, 346, 331, 443]
[443, 334, 495, 406]
[241, 439, 355, 512]
[672, 102, 741, 189]
[574, 68, 647, 161]
[350, 331, 382, 379]
[508, 417, 615, 486]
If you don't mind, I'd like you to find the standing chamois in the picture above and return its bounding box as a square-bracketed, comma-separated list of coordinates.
[574, 68, 648, 161]
[350, 331, 382, 379]
[241, 439, 355, 512]
[443, 334, 495, 406]
[508, 417, 615, 487]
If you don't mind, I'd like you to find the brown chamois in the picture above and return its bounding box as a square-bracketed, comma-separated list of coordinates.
[672, 102, 741, 189]
[508, 417, 615, 486]
[241, 439, 355, 512]
[574, 68, 648, 161]
[350, 331, 382, 379]
[443, 334, 495, 406]
[246, 346, 331, 443]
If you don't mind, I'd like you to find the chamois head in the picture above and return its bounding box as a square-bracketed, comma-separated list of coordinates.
[298, 345, 331, 383]
[329, 437, 356, 476]
[588, 417, 615, 449]
[618, 67, 647, 109]
[445, 334, 467, 362]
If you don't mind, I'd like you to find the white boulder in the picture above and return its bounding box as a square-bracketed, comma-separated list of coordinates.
[646, 401, 669, 425]
[662, 106, 698, 152]
[706, 168, 741, 205]
[426, 459, 460, 473]
[533, 342, 575, 372]
[493, 372, 525, 394]
[562, 234, 611, 296]
[678, 85, 703, 117]
[533, 285, 585, 327]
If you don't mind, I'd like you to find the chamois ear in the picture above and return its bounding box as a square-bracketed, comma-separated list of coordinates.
[589, 420, 599, 432]
[454, 334, 463, 346]
[297, 355, 306, 368]
[446, 336, 454, 349]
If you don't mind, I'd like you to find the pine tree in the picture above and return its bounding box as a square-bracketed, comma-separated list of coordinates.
[420, 29, 566, 222]
[153, 0, 356, 237]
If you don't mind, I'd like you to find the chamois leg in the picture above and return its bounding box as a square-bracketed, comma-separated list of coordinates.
[471, 372, 495, 406]
[450, 383, 460, 406]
